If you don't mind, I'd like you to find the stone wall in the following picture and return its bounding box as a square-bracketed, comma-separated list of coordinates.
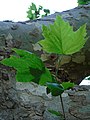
[16, 82, 90, 120]
[0, 71, 45, 120]
[0, 68, 90, 120]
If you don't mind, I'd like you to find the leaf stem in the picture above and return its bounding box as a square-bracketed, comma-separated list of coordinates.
[55, 55, 66, 120]
[55, 55, 62, 77]
[60, 94, 66, 120]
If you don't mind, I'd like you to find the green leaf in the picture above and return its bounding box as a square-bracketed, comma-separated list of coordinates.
[48, 109, 63, 117]
[61, 82, 75, 90]
[46, 82, 64, 96]
[16, 70, 34, 82]
[12, 48, 44, 70]
[27, 10, 33, 19]
[0, 48, 53, 84]
[27, 3, 37, 20]
[27, 2, 50, 20]
[31, 3, 37, 11]
[30, 67, 44, 84]
[39, 68, 52, 85]
[44, 9, 50, 14]
[0, 55, 29, 71]
[78, 0, 90, 5]
[38, 15, 87, 55]
[0, 55, 35, 82]
[0, 48, 46, 83]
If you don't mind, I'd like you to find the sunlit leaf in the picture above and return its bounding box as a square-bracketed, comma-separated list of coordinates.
[38, 15, 87, 55]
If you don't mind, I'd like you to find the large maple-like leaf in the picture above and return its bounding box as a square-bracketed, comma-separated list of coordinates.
[38, 16, 87, 55]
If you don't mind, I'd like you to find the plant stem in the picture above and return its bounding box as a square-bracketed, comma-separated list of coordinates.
[55, 55, 66, 120]
[55, 55, 62, 77]
[60, 95, 66, 120]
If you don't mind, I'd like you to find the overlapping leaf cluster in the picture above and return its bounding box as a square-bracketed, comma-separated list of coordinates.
[27, 2, 50, 20]
[0, 48, 52, 85]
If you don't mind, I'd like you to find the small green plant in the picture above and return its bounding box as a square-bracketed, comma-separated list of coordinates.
[0, 16, 87, 120]
[27, 2, 50, 20]
[77, 0, 90, 5]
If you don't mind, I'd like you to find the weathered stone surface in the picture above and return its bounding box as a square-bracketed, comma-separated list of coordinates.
[15, 82, 90, 120]
[0, 21, 42, 53]
[0, 65, 90, 120]
[0, 71, 45, 120]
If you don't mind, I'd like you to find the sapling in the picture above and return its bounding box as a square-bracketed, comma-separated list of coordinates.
[38, 16, 87, 119]
[0, 16, 87, 120]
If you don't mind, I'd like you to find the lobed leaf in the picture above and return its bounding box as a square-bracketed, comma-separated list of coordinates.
[38, 15, 87, 55]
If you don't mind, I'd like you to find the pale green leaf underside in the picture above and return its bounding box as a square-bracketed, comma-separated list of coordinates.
[39, 16, 87, 55]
